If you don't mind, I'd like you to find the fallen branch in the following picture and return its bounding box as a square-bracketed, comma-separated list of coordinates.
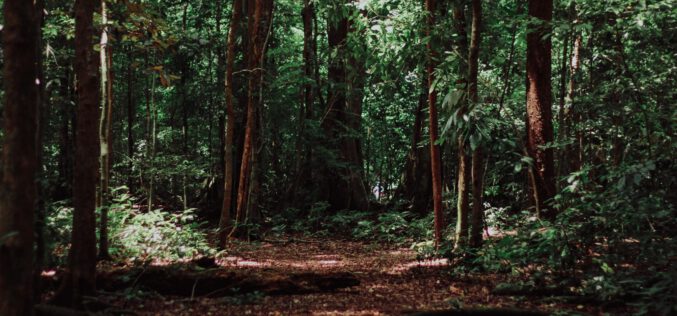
[98, 266, 359, 297]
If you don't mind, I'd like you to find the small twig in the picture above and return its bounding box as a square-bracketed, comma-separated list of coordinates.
[232, 67, 265, 75]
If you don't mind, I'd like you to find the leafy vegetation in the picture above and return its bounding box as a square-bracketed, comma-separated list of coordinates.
[0, 0, 674, 314]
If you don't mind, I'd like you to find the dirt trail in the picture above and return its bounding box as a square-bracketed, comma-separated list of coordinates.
[99, 239, 587, 315]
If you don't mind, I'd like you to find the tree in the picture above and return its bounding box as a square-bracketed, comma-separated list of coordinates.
[54, 0, 101, 307]
[526, 0, 556, 219]
[231, 0, 273, 238]
[319, 0, 369, 212]
[0, 0, 39, 314]
[219, 0, 243, 247]
[286, 0, 317, 208]
[453, 0, 470, 250]
[98, 0, 113, 260]
[425, 0, 444, 247]
[394, 74, 432, 216]
[468, 0, 483, 248]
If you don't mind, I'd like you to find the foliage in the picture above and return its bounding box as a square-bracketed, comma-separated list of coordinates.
[45, 188, 214, 263]
[107, 188, 214, 261]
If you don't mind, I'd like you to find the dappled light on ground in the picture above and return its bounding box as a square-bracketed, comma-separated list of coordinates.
[390, 258, 449, 273]
[88, 238, 626, 315]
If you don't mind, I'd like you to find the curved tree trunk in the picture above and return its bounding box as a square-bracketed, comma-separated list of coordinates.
[0, 0, 39, 314]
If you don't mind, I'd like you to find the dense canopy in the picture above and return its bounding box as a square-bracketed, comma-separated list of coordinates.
[0, 0, 675, 315]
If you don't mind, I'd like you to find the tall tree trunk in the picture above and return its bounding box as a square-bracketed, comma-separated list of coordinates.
[0, 0, 39, 314]
[453, 1, 470, 250]
[34, 0, 47, 299]
[231, 0, 272, 238]
[526, 0, 556, 219]
[468, 0, 484, 249]
[219, 0, 243, 247]
[180, 3, 190, 211]
[127, 50, 135, 193]
[286, 0, 316, 208]
[556, 34, 570, 180]
[57, 67, 74, 201]
[567, 32, 582, 171]
[98, 0, 113, 260]
[425, 0, 444, 247]
[320, 0, 369, 212]
[55, 0, 101, 307]
[247, 0, 274, 233]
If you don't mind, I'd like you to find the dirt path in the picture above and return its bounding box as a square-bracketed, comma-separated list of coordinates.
[99, 239, 595, 315]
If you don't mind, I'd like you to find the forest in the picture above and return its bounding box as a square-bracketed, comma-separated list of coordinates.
[0, 0, 675, 315]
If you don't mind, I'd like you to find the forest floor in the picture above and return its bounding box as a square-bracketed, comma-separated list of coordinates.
[48, 237, 630, 315]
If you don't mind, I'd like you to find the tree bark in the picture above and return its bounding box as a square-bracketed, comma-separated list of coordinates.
[231, 0, 273, 238]
[54, 0, 101, 308]
[567, 33, 582, 171]
[425, 0, 444, 247]
[286, 0, 316, 208]
[468, 0, 484, 249]
[320, 0, 369, 212]
[127, 50, 135, 193]
[526, 0, 556, 219]
[34, 0, 47, 299]
[453, 0, 470, 250]
[98, 0, 113, 260]
[0, 0, 39, 314]
[219, 0, 243, 247]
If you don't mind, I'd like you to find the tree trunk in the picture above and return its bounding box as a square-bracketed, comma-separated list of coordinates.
[556, 23, 570, 180]
[468, 0, 484, 249]
[0, 0, 39, 314]
[57, 67, 74, 201]
[526, 0, 556, 219]
[34, 0, 47, 299]
[55, 0, 101, 307]
[567, 32, 582, 172]
[425, 0, 444, 247]
[286, 0, 316, 208]
[231, 0, 272, 238]
[219, 0, 243, 247]
[453, 1, 470, 250]
[320, 0, 369, 212]
[98, 0, 113, 260]
[127, 50, 135, 193]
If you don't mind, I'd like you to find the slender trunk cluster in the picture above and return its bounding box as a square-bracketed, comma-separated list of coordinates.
[219, 0, 244, 247]
[228, 0, 273, 239]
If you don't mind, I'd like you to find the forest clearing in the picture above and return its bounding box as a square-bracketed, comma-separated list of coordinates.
[0, 0, 675, 315]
